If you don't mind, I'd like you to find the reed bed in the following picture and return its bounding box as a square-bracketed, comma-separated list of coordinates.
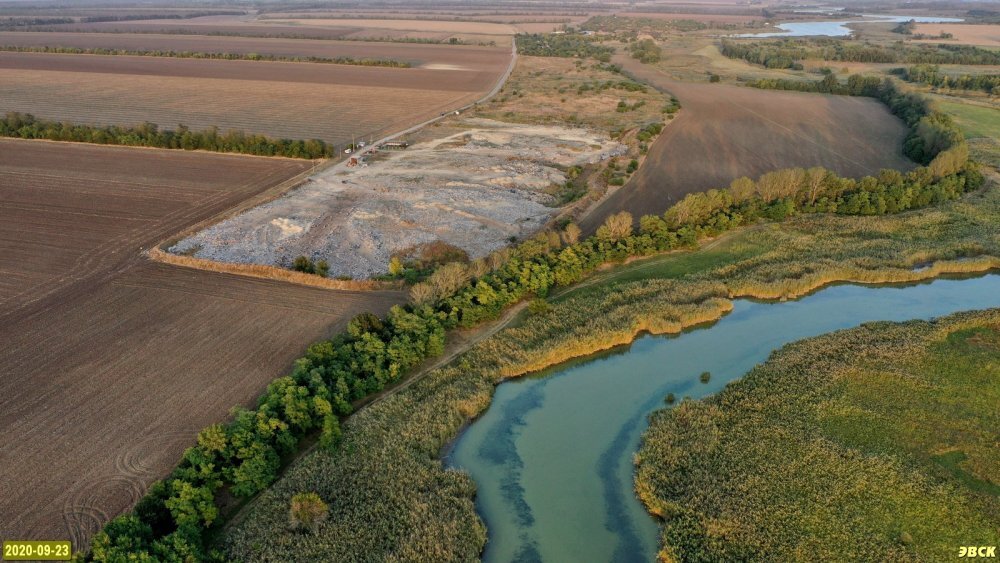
[222, 182, 1000, 561]
[636, 309, 1000, 561]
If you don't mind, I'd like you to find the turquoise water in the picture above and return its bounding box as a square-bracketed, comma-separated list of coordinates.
[737, 14, 962, 37]
[448, 275, 1000, 562]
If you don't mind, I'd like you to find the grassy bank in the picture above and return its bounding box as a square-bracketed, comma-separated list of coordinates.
[637, 309, 1000, 561]
[222, 181, 1000, 561]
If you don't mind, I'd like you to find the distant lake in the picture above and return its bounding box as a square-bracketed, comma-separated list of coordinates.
[737, 14, 963, 38]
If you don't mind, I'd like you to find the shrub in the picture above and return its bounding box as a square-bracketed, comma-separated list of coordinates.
[289, 493, 328, 534]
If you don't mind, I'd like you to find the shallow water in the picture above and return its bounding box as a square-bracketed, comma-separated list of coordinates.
[737, 14, 962, 38]
[448, 274, 1000, 562]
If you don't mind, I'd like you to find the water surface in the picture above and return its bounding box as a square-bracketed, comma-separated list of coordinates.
[448, 275, 1000, 562]
[738, 14, 962, 37]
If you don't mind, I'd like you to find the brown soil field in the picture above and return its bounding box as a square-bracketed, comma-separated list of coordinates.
[0, 139, 406, 549]
[0, 31, 508, 67]
[44, 20, 364, 39]
[265, 17, 516, 35]
[913, 23, 1000, 47]
[579, 55, 915, 233]
[35, 14, 513, 44]
[0, 50, 509, 145]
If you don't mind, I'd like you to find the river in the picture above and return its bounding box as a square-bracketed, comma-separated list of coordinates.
[737, 14, 962, 38]
[447, 274, 1000, 562]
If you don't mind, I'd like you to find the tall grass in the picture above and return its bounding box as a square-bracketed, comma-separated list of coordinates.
[222, 182, 1000, 561]
[636, 309, 1000, 561]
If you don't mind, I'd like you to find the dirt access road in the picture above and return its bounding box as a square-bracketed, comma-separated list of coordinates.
[579, 54, 914, 233]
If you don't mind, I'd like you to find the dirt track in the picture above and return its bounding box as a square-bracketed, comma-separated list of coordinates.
[0, 140, 405, 549]
[579, 55, 915, 233]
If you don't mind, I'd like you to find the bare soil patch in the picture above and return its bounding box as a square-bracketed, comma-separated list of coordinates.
[579, 55, 915, 233]
[172, 119, 626, 279]
[0, 139, 405, 549]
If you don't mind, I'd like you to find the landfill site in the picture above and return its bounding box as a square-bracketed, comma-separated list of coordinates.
[171, 119, 626, 278]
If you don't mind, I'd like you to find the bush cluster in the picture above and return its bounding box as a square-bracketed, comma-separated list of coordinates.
[515, 33, 614, 61]
[0, 112, 331, 159]
[628, 38, 662, 64]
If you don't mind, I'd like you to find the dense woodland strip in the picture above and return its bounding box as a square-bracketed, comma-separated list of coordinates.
[0, 44, 412, 67]
[0, 113, 332, 159]
[721, 38, 1000, 68]
[893, 64, 1000, 94]
[80, 78, 982, 560]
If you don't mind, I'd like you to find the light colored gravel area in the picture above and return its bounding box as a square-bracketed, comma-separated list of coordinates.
[171, 119, 625, 278]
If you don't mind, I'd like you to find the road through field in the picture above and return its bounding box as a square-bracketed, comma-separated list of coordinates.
[579, 54, 915, 233]
[0, 140, 406, 549]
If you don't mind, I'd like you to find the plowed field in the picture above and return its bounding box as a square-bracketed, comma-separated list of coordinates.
[580, 55, 914, 233]
[0, 139, 405, 549]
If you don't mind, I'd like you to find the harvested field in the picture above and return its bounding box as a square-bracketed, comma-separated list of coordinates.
[264, 17, 516, 35]
[41, 20, 362, 39]
[0, 32, 507, 68]
[579, 55, 914, 233]
[172, 119, 626, 279]
[37, 15, 513, 44]
[0, 139, 405, 549]
[913, 23, 1000, 47]
[0, 50, 510, 145]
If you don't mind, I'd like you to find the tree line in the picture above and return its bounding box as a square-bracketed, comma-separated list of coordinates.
[79, 12, 246, 23]
[0, 112, 332, 159]
[721, 39, 1000, 68]
[0, 45, 412, 67]
[80, 82, 981, 560]
[893, 64, 1000, 94]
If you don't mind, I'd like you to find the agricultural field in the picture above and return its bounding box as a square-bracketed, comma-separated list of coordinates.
[0, 139, 405, 549]
[913, 23, 1000, 47]
[0, 31, 508, 67]
[637, 309, 1000, 561]
[0, 46, 511, 147]
[579, 54, 914, 233]
[35, 14, 515, 45]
